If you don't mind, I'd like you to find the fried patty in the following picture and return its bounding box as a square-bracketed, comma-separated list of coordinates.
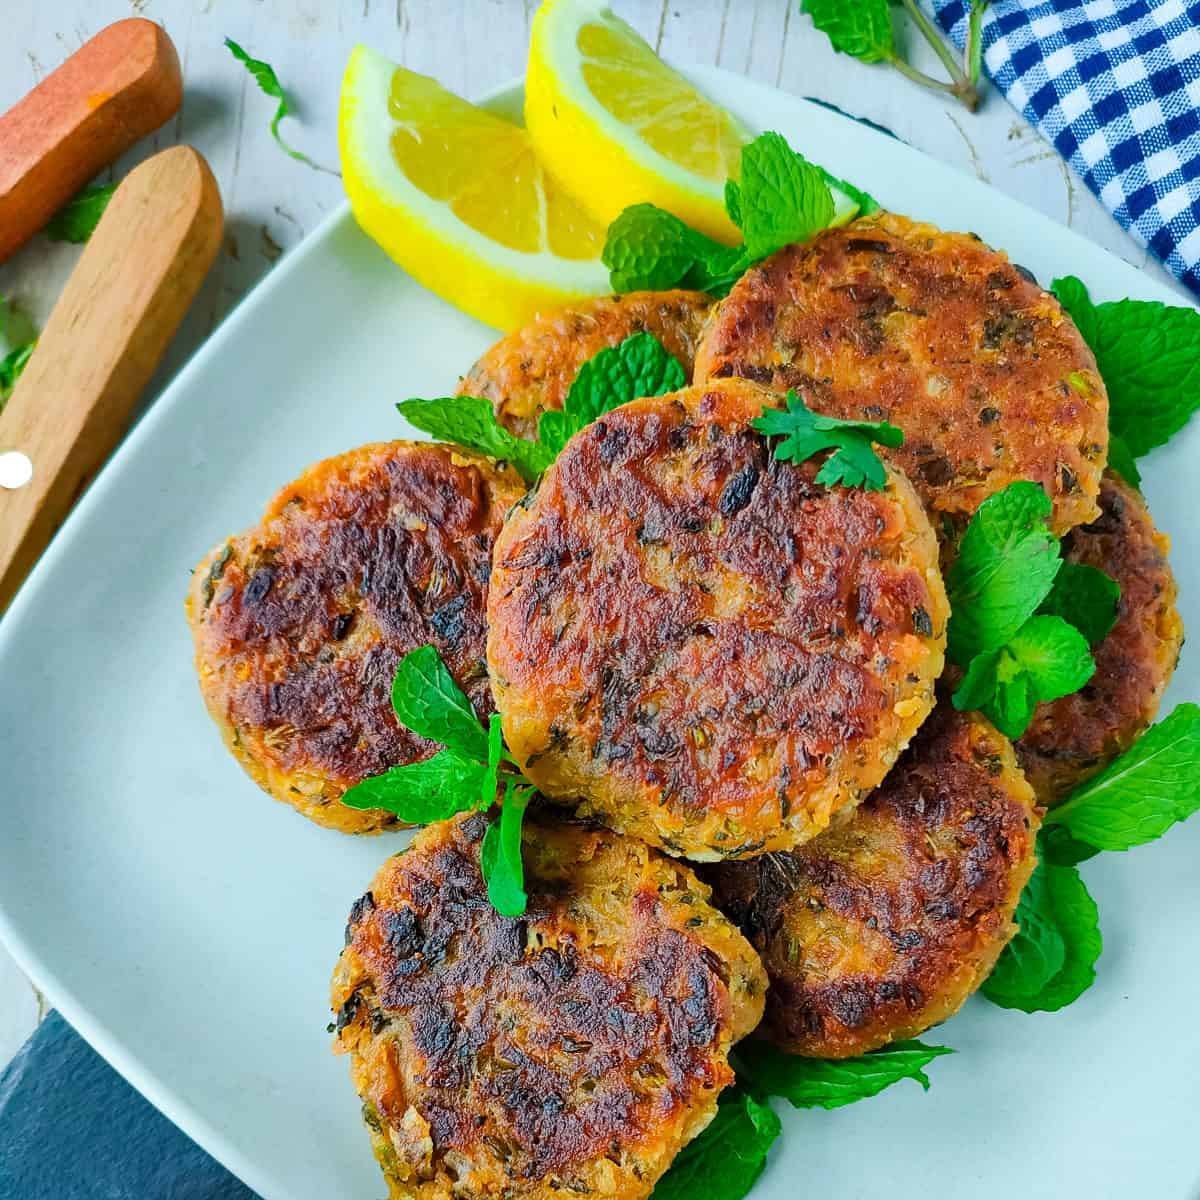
[459, 291, 712, 438]
[331, 814, 766, 1200]
[1016, 471, 1183, 804]
[693, 212, 1108, 534]
[704, 706, 1039, 1057]
[487, 379, 949, 861]
[186, 442, 525, 834]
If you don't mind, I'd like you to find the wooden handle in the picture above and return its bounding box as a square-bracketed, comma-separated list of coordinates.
[0, 18, 182, 263]
[0, 145, 223, 613]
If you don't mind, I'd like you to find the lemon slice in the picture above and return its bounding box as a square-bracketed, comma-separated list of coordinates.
[339, 46, 610, 331]
[526, 0, 749, 243]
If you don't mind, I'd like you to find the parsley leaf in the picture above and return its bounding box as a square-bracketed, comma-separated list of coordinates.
[340, 748, 488, 818]
[734, 1039, 953, 1110]
[225, 38, 321, 169]
[538, 331, 687, 456]
[752, 389, 903, 490]
[945, 482, 1061, 665]
[389, 644, 490, 761]
[800, 0, 893, 63]
[1052, 274, 1200, 459]
[1044, 703, 1200, 852]
[983, 859, 1101, 1012]
[398, 395, 553, 484]
[603, 131, 841, 298]
[952, 615, 1095, 739]
[481, 781, 533, 918]
[652, 1088, 781, 1200]
[44, 182, 116, 243]
[1037, 561, 1120, 646]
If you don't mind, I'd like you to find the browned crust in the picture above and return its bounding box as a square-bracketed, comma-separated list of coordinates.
[185, 442, 525, 834]
[1016, 471, 1183, 804]
[331, 815, 767, 1200]
[704, 706, 1039, 1057]
[487, 378, 949, 861]
[459, 291, 712, 438]
[693, 212, 1108, 534]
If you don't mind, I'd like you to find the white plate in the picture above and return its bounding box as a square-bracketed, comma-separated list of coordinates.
[1, 67, 1198, 1200]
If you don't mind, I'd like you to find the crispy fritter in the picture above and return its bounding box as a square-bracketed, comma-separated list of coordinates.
[185, 442, 525, 834]
[487, 379, 949, 861]
[458, 291, 712, 438]
[331, 814, 766, 1200]
[693, 212, 1108, 534]
[704, 706, 1039, 1058]
[1016, 471, 1183, 804]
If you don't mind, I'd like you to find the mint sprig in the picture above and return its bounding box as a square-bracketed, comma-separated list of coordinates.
[340, 644, 535, 917]
[1052, 274, 1200, 469]
[604, 132, 845, 298]
[1038, 561, 1120, 646]
[400, 331, 686, 483]
[44, 182, 116, 244]
[734, 1039, 953, 1110]
[801, 0, 985, 112]
[752, 389, 903, 491]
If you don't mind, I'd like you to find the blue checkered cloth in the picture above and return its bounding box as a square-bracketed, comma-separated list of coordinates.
[930, 0, 1200, 298]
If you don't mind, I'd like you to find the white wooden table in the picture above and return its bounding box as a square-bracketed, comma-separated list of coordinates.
[0, 0, 1189, 1077]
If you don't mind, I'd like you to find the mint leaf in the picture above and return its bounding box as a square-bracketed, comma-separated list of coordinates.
[953, 615, 1094, 739]
[389, 644, 489, 760]
[816, 165, 881, 217]
[538, 331, 686, 456]
[602, 204, 742, 294]
[946, 481, 1061, 664]
[225, 38, 319, 168]
[1106, 433, 1142, 488]
[984, 859, 1101, 1012]
[1038, 561, 1120, 646]
[753, 389, 902, 491]
[340, 748, 487, 818]
[44, 182, 116, 243]
[1044, 703, 1200, 851]
[728, 132, 836, 258]
[1052, 274, 1200, 458]
[480, 713, 503, 811]
[0, 298, 37, 410]
[481, 781, 533, 918]
[652, 1088, 781, 1200]
[734, 1040, 952, 1110]
[1039, 824, 1100, 867]
[398, 395, 552, 483]
[800, 0, 894, 62]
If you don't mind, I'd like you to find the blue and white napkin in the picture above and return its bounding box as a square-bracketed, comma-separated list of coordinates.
[931, 0, 1200, 297]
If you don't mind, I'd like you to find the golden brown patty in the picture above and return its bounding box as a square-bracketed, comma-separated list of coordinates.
[459, 290, 712, 438]
[186, 442, 525, 834]
[704, 706, 1039, 1058]
[331, 814, 766, 1200]
[1016, 471, 1183, 804]
[693, 212, 1108, 534]
[487, 379, 949, 861]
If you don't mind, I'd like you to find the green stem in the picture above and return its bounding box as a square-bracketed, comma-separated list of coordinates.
[966, 1, 987, 88]
[885, 52, 966, 101]
[899, 0, 967, 85]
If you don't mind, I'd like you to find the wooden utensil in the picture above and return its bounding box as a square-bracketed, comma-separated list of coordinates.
[0, 18, 183, 263]
[0, 145, 223, 613]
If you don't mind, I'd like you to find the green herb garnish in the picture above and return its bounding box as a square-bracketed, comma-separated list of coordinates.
[752, 389, 903, 490]
[734, 1039, 953, 1110]
[44, 182, 116, 244]
[0, 298, 37, 411]
[1052, 274, 1200, 472]
[604, 132, 842, 298]
[481, 780, 533, 918]
[1037, 561, 1120, 646]
[800, 0, 986, 112]
[983, 857, 1101, 1012]
[652, 1089, 781, 1200]
[225, 38, 324, 170]
[400, 331, 685, 483]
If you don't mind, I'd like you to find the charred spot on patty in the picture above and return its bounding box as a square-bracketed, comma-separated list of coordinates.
[1016, 472, 1183, 804]
[185, 442, 526, 834]
[693, 212, 1108, 534]
[487, 379, 948, 861]
[331, 815, 766, 1200]
[703, 706, 1039, 1058]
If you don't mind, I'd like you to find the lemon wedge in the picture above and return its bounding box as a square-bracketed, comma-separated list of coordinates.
[526, 0, 749, 243]
[339, 45, 610, 331]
